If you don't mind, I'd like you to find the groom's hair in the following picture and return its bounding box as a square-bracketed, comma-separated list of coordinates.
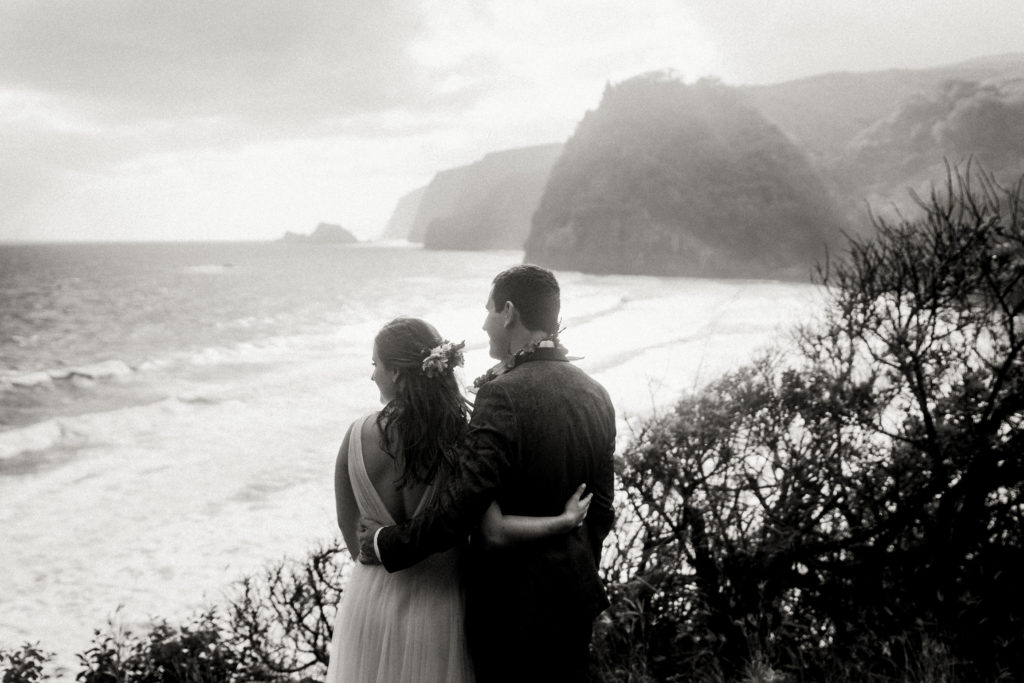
[491, 264, 560, 334]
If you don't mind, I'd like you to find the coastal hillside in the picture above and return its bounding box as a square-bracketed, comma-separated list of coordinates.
[743, 53, 1024, 164]
[407, 144, 563, 249]
[830, 76, 1024, 216]
[744, 53, 1024, 221]
[382, 186, 426, 240]
[524, 74, 848, 278]
[381, 53, 1024, 276]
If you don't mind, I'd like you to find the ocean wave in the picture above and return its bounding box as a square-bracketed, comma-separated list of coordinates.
[1, 360, 134, 391]
[182, 334, 327, 367]
[1, 325, 355, 393]
[565, 295, 632, 328]
[581, 333, 706, 375]
[0, 327, 362, 398]
[0, 397, 195, 461]
[169, 320, 385, 370]
[183, 263, 235, 274]
[0, 420, 66, 460]
[5, 370, 54, 389]
[55, 359, 134, 381]
[361, 239, 419, 249]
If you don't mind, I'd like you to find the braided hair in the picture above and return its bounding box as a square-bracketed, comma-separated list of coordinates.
[373, 317, 470, 488]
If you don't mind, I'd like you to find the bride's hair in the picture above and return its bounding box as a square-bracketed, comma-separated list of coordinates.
[374, 317, 470, 488]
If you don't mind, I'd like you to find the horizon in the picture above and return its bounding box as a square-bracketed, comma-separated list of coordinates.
[0, 236, 415, 245]
[3, 1, 1023, 244]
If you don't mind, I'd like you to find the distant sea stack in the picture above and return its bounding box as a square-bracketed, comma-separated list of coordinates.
[524, 73, 849, 278]
[407, 144, 563, 250]
[279, 223, 357, 244]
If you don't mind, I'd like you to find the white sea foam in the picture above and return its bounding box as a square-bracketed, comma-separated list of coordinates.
[363, 239, 420, 248]
[58, 359, 133, 380]
[0, 358, 349, 673]
[176, 325, 373, 369]
[0, 397, 198, 461]
[7, 370, 54, 388]
[0, 420, 65, 460]
[2, 360, 134, 392]
[183, 263, 234, 274]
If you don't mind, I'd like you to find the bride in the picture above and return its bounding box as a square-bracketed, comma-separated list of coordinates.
[327, 317, 591, 683]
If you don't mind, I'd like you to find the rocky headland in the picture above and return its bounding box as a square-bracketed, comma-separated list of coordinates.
[525, 74, 848, 278]
[381, 53, 1024, 278]
[409, 144, 564, 250]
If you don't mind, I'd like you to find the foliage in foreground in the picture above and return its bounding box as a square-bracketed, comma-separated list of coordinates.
[0, 644, 51, 683]
[595, 162, 1024, 682]
[0, 541, 348, 683]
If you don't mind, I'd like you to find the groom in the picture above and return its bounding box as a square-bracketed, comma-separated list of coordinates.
[358, 264, 616, 682]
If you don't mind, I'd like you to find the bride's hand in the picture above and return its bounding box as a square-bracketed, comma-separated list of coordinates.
[561, 483, 592, 531]
[480, 500, 505, 545]
[356, 517, 384, 565]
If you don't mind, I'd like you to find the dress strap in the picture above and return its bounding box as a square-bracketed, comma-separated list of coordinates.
[412, 478, 438, 517]
[347, 413, 397, 526]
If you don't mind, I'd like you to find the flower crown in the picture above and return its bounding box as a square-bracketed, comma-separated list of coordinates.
[421, 340, 466, 378]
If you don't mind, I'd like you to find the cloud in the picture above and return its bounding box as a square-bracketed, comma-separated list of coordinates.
[0, 1, 439, 126]
[3, 0, 1024, 242]
[395, 0, 721, 163]
[0, 1, 479, 240]
[681, 0, 1024, 85]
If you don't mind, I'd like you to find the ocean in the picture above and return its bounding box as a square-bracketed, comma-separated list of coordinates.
[0, 241, 821, 672]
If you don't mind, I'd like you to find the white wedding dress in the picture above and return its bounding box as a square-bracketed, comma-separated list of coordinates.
[326, 413, 475, 683]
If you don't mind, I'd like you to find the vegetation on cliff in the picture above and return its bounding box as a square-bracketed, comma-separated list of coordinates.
[744, 53, 1024, 229]
[524, 74, 849, 278]
[596, 163, 1024, 681]
[743, 54, 1024, 165]
[834, 79, 1024, 216]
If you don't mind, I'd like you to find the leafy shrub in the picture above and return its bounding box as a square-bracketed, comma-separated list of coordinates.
[72, 539, 348, 683]
[76, 611, 239, 683]
[0, 643, 52, 683]
[595, 162, 1024, 681]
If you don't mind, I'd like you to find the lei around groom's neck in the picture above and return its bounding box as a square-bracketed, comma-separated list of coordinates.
[507, 329, 552, 358]
[472, 329, 565, 392]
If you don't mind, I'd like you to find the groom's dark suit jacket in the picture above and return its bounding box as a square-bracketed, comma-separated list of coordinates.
[377, 346, 616, 670]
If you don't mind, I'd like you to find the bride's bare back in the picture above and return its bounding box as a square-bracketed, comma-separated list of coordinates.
[359, 414, 431, 525]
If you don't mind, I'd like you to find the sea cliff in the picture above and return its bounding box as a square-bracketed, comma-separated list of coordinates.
[524, 74, 847, 278]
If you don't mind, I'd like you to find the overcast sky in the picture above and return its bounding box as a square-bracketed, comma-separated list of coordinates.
[2, 0, 1022, 243]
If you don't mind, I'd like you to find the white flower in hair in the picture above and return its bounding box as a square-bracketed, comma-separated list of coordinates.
[421, 340, 466, 378]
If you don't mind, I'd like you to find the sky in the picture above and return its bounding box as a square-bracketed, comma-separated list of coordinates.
[1, 0, 1022, 243]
